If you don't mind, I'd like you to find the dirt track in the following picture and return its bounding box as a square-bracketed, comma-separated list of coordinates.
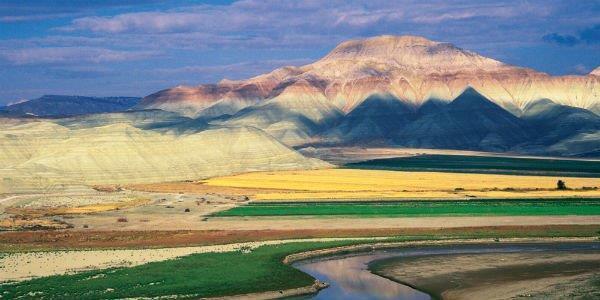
[66, 215, 600, 231]
[1, 225, 598, 251]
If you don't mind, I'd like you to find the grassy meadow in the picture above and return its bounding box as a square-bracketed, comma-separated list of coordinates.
[212, 199, 600, 217]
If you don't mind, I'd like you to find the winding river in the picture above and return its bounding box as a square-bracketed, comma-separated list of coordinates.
[291, 242, 600, 300]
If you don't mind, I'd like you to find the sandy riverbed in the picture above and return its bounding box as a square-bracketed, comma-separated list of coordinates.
[372, 251, 600, 299]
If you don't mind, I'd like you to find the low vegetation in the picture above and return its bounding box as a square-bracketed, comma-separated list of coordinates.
[212, 199, 600, 217]
[344, 154, 600, 177]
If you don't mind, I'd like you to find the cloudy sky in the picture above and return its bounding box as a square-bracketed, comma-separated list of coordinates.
[0, 0, 598, 105]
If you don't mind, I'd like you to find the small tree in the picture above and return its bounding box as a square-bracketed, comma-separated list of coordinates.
[557, 180, 567, 190]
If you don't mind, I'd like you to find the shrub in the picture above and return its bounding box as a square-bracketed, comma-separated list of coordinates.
[557, 180, 567, 190]
[117, 217, 128, 223]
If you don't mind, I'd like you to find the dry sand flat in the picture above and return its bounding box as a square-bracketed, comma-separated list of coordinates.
[202, 169, 600, 200]
[373, 251, 600, 300]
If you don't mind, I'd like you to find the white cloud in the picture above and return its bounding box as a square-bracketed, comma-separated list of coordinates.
[56, 0, 561, 35]
[43, 0, 583, 54]
[60, 12, 208, 33]
[0, 47, 158, 65]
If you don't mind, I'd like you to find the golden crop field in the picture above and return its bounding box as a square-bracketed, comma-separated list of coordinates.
[202, 169, 600, 201]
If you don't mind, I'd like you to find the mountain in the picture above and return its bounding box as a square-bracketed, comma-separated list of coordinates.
[591, 66, 600, 76]
[1, 95, 141, 117]
[393, 88, 532, 151]
[138, 35, 599, 119]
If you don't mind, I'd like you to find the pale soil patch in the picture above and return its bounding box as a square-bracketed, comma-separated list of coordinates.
[0, 237, 385, 282]
[201, 169, 600, 200]
[10, 193, 138, 209]
[1, 190, 148, 214]
[0, 191, 154, 230]
[0, 189, 239, 230]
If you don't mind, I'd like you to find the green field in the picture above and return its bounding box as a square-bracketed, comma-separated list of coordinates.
[344, 154, 600, 177]
[3, 227, 600, 300]
[0, 242, 333, 300]
[212, 199, 600, 217]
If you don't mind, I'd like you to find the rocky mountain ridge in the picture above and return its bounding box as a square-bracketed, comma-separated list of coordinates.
[139, 35, 599, 117]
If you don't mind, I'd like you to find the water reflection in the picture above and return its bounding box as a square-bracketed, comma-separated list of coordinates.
[292, 243, 599, 300]
[294, 251, 430, 300]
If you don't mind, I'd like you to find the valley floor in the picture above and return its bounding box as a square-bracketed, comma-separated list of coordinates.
[1, 153, 599, 299]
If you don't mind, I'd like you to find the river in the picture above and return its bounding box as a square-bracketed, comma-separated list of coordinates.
[291, 242, 599, 300]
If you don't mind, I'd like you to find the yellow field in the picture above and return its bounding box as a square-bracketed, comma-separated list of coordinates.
[202, 169, 600, 200]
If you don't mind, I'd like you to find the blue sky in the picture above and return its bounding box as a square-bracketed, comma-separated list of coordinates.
[0, 0, 598, 105]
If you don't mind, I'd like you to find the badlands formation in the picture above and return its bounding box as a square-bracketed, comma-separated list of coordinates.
[0, 112, 326, 193]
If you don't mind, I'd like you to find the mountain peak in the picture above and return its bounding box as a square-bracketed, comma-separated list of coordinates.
[323, 35, 445, 60]
[459, 86, 484, 97]
[449, 87, 497, 109]
[591, 66, 600, 76]
[334, 35, 439, 49]
[318, 35, 505, 74]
